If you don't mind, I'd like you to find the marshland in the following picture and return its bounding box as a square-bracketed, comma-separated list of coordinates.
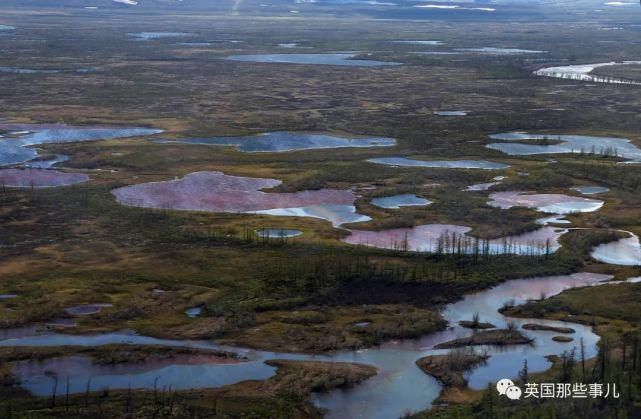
[1, 0, 641, 418]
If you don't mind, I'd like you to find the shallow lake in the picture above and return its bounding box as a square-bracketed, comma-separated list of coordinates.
[185, 306, 203, 318]
[534, 61, 641, 85]
[173, 131, 396, 152]
[64, 304, 113, 316]
[112, 171, 370, 227]
[370, 194, 432, 209]
[0, 168, 89, 187]
[23, 154, 69, 169]
[455, 47, 545, 55]
[487, 132, 641, 162]
[464, 181, 501, 191]
[434, 110, 467, 116]
[571, 186, 610, 195]
[251, 204, 371, 227]
[488, 192, 604, 214]
[343, 224, 566, 255]
[0, 67, 60, 74]
[129, 32, 195, 40]
[591, 232, 641, 266]
[0, 123, 162, 167]
[536, 215, 571, 226]
[392, 40, 445, 45]
[225, 53, 402, 67]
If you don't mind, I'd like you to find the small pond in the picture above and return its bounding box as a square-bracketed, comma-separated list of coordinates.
[255, 228, 303, 238]
[370, 194, 432, 209]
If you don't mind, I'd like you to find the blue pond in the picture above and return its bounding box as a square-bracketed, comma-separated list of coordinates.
[255, 228, 303, 238]
[0, 123, 162, 167]
[572, 186, 610, 195]
[173, 131, 396, 152]
[488, 132, 641, 163]
[371, 194, 432, 209]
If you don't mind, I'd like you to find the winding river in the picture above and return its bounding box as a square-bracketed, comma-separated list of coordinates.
[0, 272, 621, 418]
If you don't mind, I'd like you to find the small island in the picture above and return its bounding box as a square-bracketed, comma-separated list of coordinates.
[434, 329, 533, 349]
[522, 323, 575, 334]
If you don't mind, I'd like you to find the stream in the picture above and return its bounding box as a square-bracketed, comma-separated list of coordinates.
[0, 272, 622, 418]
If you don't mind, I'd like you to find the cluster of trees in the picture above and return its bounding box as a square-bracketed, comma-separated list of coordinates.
[558, 162, 641, 195]
[445, 337, 641, 419]
[379, 230, 554, 259]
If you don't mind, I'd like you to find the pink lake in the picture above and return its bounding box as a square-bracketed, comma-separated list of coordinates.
[112, 171, 368, 227]
[0, 169, 89, 187]
[343, 224, 566, 255]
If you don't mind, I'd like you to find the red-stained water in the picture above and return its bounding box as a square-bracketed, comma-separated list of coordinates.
[112, 171, 358, 213]
[0, 169, 89, 187]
